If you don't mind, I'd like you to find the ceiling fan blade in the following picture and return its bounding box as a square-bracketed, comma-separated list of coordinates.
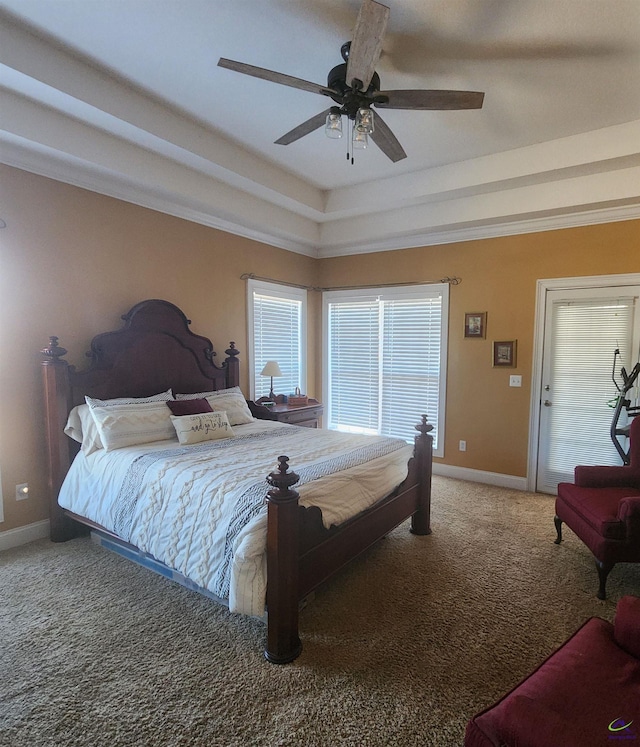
[274, 109, 332, 146]
[346, 0, 390, 91]
[369, 112, 406, 162]
[376, 89, 485, 110]
[218, 58, 337, 97]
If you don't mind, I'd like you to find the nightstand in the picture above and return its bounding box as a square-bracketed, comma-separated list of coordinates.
[250, 397, 324, 428]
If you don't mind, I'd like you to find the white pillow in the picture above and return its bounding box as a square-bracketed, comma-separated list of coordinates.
[85, 389, 173, 409]
[175, 386, 254, 426]
[89, 401, 176, 451]
[79, 390, 174, 454]
[175, 386, 241, 400]
[64, 404, 104, 456]
[64, 405, 85, 443]
[170, 411, 234, 445]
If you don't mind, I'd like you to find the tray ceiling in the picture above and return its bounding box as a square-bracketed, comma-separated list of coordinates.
[1, 0, 639, 256]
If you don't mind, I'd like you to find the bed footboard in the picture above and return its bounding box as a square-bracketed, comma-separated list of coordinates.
[264, 415, 433, 664]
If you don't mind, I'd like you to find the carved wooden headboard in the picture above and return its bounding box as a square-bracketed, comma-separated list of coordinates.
[41, 299, 240, 540]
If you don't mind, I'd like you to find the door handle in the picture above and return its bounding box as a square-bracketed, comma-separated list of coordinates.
[543, 400, 552, 406]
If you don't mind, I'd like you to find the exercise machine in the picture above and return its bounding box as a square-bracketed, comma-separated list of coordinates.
[610, 349, 640, 464]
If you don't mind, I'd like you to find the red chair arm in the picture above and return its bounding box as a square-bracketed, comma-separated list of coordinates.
[574, 465, 640, 488]
[618, 496, 640, 541]
[614, 595, 640, 659]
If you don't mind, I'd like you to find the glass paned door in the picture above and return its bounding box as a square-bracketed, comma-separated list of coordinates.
[536, 287, 639, 493]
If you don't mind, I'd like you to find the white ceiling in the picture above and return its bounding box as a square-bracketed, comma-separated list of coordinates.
[1, 0, 640, 257]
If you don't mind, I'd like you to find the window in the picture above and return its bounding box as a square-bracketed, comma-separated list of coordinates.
[323, 284, 449, 455]
[247, 279, 307, 400]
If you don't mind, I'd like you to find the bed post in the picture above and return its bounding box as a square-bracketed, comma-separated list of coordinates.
[410, 414, 433, 536]
[264, 456, 303, 664]
[224, 343, 240, 389]
[41, 337, 78, 542]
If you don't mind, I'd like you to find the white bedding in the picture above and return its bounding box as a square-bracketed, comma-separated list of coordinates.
[58, 420, 413, 616]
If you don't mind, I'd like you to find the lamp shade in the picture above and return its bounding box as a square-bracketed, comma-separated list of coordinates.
[260, 361, 283, 378]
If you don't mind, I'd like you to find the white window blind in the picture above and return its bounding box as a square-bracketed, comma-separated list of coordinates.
[545, 296, 637, 479]
[248, 280, 306, 399]
[324, 284, 448, 453]
[326, 297, 379, 433]
[381, 297, 444, 443]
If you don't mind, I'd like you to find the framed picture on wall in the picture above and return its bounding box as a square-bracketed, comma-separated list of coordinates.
[493, 340, 517, 367]
[464, 312, 486, 338]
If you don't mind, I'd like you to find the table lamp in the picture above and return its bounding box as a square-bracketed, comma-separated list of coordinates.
[260, 361, 283, 401]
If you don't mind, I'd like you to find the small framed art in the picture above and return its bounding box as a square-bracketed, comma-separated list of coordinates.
[464, 312, 486, 338]
[493, 340, 517, 367]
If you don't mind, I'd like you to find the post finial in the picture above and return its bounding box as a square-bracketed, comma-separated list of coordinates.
[225, 341, 239, 359]
[415, 414, 434, 436]
[41, 336, 67, 362]
[266, 455, 300, 499]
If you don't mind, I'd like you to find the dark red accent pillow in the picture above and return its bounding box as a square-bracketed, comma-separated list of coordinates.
[166, 398, 213, 416]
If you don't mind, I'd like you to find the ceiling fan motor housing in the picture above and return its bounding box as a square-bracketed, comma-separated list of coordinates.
[327, 63, 382, 117]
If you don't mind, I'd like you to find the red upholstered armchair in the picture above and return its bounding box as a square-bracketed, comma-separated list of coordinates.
[555, 416, 640, 599]
[465, 595, 640, 746]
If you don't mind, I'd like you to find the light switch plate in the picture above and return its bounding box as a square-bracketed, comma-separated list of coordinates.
[509, 375, 522, 387]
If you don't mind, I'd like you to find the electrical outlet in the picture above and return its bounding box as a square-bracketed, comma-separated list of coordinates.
[459, 440, 466, 452]
[16, 483, 29, 501]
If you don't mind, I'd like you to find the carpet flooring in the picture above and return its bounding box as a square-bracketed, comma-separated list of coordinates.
[1, 475, 639, 746]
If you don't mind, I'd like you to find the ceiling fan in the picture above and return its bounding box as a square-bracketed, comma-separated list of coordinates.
[218, 0, 484, 163]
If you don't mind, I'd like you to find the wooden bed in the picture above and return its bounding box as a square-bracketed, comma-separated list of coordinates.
[41, 299, 433, 663]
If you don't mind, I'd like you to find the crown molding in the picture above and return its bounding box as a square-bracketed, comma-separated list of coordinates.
[0, 138, 321, 257]
[3, 111, 639, 259]
[5, 138, 639, 259]
[316, 203, 640, 257]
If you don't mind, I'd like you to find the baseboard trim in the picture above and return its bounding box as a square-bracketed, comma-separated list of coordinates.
[0, 519, 50, 552]
[433, 463, 528, 491]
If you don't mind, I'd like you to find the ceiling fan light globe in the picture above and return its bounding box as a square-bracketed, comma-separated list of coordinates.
[355, 107, 375, 134]
[352, 129, 368, 149]
[325, 110, 343, 139]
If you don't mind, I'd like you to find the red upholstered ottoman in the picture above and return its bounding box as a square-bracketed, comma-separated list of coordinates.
[465, 596, 640, 747]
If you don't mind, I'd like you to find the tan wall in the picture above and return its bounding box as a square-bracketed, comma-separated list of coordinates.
[0, 166, 316, 531]
[316, 221, 640, 476]
[2, 164, 639, 535]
